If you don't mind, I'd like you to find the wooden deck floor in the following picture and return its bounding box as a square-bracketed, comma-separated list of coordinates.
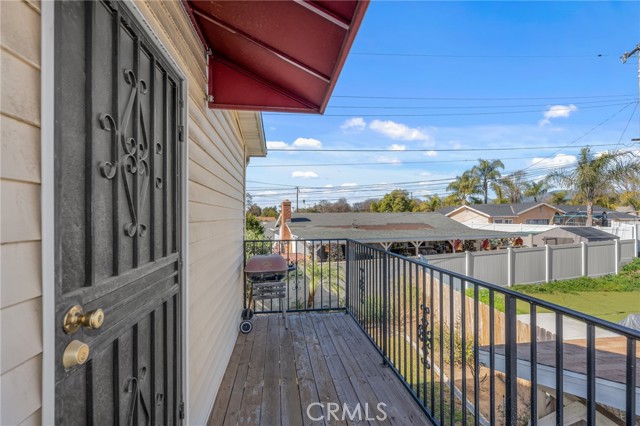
[208, 312, 431, 426]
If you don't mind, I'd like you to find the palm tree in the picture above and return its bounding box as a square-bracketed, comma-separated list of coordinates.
[490, 182, 510, 204]
[303, 251, 345, 308]
[498, 171, 527, 203]
[472, 159, 505, 204]
[447, 171, 481, 205]
[547, 190, 569, 205]
[547, 147, 640, 226]
[524, 179, 549, 202]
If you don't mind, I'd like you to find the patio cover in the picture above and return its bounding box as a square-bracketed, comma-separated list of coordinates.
[182, 0, 369, 113]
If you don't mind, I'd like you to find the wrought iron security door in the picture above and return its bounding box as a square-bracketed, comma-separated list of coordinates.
[54, 1, 184, 424]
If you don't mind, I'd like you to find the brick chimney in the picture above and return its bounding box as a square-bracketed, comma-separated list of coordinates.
[281, 199, 292, 240]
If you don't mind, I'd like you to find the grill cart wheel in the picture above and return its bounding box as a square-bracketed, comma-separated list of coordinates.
[241, 308, 254, 320]
[239, 320, 253, 334]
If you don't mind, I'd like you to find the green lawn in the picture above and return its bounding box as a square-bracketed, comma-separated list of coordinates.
[467, 258, 640, 322]
[524, 291, 640, 323]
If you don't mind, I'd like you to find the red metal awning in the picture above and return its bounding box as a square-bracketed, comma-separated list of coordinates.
[183, 0, 368, 113]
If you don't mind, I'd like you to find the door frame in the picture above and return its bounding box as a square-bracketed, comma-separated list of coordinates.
[40, 1, 190, 423]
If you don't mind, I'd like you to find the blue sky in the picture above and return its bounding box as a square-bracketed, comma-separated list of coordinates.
[247, 1, 640, 208]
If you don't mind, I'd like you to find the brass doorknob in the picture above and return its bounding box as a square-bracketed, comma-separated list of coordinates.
[63, 305, 105, 334]
[63, 340, 90, 368]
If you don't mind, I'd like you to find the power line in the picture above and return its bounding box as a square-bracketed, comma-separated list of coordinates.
[264, 102, 634, 117]
[326, 98, 636, 110]
[350, 52, 610, 59]
[305, 102, 637, 117]
[263, 142, 622, 154]
[615, 102, 638, 150]
[330, 94, 635, 101]
[524, 102, 636, 171]
[248, 164, 568, 197]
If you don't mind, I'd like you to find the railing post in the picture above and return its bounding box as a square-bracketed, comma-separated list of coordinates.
[581, 241, 588, 277]
[382, 251, 388, 365]
[504, 294, 518, 425]
[345, 240, 350, 312]
[545, 244, 551, 283]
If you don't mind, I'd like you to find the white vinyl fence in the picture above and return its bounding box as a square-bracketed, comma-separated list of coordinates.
[421, 239, 636, 287]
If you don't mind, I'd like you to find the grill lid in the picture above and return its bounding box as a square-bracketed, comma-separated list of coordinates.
[245, 254, 288, 273]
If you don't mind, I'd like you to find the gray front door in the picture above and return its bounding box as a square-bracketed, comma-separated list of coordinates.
[54, 1, 184, 424]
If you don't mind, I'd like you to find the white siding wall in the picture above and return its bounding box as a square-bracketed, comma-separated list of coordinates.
[0, 1, 251, 424]
[0, 1, 43, 424]
[134, 2, 248, 424]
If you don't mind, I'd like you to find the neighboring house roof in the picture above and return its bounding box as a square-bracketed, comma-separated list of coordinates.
[539, 226, 619, 241]
[441, 202, 559, 218]
[553, 205, 638, 220]
[282, 212, 522, 243]
[440, 202, 639, 221]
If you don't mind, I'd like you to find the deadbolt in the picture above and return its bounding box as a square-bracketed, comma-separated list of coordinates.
[63, 340, 90, 368]
[63, 305, 105, 334]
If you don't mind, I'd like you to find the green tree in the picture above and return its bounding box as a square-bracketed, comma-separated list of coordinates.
[446, 171, 481, 205]
[247, 203, 262, 216]
[547, 147, 640, 226]
[524, 179, 549, 202]
[261, 206, 279, 218]
[371, 189, 417, 212]
[547, 190, 570, 205]
[245, 213, 264, 237]
[414, 194, 443, 212]
[472, 159, 505, 204]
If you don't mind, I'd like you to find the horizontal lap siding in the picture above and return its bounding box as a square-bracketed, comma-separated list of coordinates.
[136, 2, 248, 425]
[0, 1, 43, 425]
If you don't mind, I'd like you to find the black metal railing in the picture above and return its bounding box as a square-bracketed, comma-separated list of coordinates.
[245, 239, 640, 425]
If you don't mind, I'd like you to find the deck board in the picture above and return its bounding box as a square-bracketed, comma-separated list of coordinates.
[208, 312, 432, 426]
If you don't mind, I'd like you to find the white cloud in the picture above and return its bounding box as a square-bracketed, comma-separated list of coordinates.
[389, 144, 406, 151]
[369, 120, 430, 142]
[340, 183, 358, 187]
[292, 137, 322, 148]
[376, 155, 402, 164]
[324, 184, 334, 188]
[291, 171, 319, 178]
[539, 104, 578, 126]
[266, 141, 290, 149]
[267, 138, 322, 150]
[424, 150, 438, 157]
[340, 117, 366, 131]
[530, 153, 577, 168]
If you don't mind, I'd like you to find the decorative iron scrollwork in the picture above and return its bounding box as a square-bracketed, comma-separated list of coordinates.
[99, 69, 151, 238]
[418, 304, 432, 369]
[124, 366, 150, 426]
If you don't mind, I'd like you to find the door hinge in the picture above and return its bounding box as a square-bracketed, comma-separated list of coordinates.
[179, 401, 185, 420]
[178, 125, 185, 142]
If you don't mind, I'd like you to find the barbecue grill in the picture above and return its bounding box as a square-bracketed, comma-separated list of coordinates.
[241, 254, 289, 333]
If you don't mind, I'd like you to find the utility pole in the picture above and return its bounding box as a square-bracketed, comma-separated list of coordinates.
[296, 186, 299, 212]
[621, 43, 640, 141]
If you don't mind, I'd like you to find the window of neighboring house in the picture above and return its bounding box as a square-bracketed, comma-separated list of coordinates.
[525, 219, 550, 225]
[494, 218, 513, 224]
